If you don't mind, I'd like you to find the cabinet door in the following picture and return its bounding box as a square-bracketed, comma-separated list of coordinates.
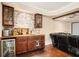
[40, 35, 45, 49]
[28, 36, 35, 51]
[34, 35, 45, 49]
[16, 37, 27, 54]
[34, 14, 42, 28]
[28, 35, 45, 52]
[3, 5, 9, 25]
[8, 7, 14, 26]
[1, 39, 15, 57]
[34, 36, 41, 49]
[2, 5, 14, 26]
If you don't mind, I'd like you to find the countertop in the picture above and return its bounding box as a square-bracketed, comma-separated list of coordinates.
[0, 34, 45, 39]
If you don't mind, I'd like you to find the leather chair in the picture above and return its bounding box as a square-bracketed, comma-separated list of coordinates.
[68, 35, 79, 56]
[50, 33, 79, 56]
[50, 34, 59, 48]
[68, 35, 77, 48]
[57, 35, 69, 52]
[50, 33, 69, 52]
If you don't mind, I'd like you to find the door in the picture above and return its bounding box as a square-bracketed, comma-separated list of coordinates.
[1, 39, 15, 57]
[3, 5, 14, 26]
[35, 35, 45, 49]
[28, 35, 45, 52]
[16, 37, 28, 54]
[28, 36, 35, 51]
[72, 23, 79, 35]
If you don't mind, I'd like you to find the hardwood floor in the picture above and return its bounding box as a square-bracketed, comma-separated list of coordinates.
[16, 44, 71, 57]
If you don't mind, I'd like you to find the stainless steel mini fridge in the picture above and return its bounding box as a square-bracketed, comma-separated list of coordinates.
[1, 38, 15, 57]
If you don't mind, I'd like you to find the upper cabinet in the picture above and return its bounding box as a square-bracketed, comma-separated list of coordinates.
[34, 14, 42, 28]
[2, 5, 14, 26]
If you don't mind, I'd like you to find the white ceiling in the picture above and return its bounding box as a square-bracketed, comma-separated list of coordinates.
[3, 2, 79, 22]
[55, 12, 79, 22]
[19, 2, 71, 11]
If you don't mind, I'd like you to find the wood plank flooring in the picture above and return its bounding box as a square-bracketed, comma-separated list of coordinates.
[16, 44, 72, 57]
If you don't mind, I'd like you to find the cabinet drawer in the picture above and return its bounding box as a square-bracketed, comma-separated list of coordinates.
[16, 37, 27, 42]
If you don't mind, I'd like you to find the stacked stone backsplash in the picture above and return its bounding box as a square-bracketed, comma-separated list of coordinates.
[14, 10, 34, 28]
[14, 10, 42, 34]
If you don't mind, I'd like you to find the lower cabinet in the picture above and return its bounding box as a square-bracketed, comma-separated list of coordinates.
[16, 36, 28, 54]
[16, 35, 45, 55]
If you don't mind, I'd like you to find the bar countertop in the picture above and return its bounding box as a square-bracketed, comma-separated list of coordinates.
[0, 34, 45, 39]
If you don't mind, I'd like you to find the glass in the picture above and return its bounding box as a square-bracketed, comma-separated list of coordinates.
[1, 39, 15, 57]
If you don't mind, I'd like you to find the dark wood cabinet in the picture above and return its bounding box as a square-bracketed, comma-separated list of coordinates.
[2, 5, 14, 26]
[16, 35, 45, 54]
[28, 36, 36, 51]
[28, 35, 45, 52]
[16, 36, 28, 54]
[38, 35, 45, 49]
[34, 14, 42, 28]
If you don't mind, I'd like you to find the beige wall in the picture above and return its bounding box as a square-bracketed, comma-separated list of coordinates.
[0, 3, 2, 37]
[0, 3, 71, 45]
[14, 10, 71, 45]
[41, 16, 71, 45]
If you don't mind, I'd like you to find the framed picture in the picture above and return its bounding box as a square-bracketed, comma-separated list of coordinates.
[34, 13, 42, 28]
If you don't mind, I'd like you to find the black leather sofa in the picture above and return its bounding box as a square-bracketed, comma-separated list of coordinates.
[68, 35, 79, 56]
[50, 33, 79, 56]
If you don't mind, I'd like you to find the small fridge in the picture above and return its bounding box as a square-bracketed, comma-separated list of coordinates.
[1, 38, 15, 57]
